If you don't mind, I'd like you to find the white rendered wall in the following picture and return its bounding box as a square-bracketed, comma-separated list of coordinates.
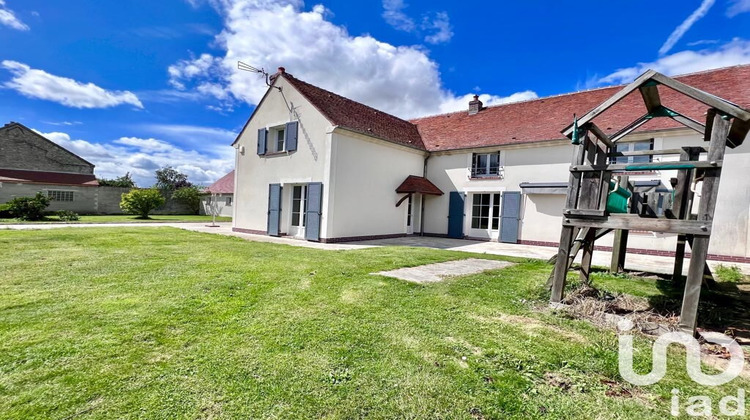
[233, 76, 334, 237]
[327, 130, 426, 239]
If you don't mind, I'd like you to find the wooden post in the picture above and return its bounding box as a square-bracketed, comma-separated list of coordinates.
[551, 140, 586, 303]
[679, 111, 730, 333]
[579, 228, 596, 284]
[551, 226, 575, 302]
[671, 148, 700, 281]
[610, 176, 630, 273]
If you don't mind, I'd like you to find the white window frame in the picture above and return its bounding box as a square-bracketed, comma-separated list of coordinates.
[613, 139, 653, 164]
[470, 152, 504, 179]
[47, 190, 75, 202]
[269, 125, 286, 153]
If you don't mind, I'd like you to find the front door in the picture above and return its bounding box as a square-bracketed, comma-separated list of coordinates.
[289, 185, 307, 238]
[468, 192, 502, 240]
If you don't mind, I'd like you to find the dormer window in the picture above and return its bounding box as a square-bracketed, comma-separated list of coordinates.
[471, 152, 502, 178]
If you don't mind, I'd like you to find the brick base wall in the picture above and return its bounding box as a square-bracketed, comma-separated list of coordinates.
[518, 240, 750, 264]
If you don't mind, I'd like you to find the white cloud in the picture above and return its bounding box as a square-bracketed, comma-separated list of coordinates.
[727, 0, 750, 16]
[1, 60, 143, 109]
[0, 0, 29, 31]
[437, 91, 538, 115]
[382, 0, 415, 32]
[381, 0, 452, 44]
[659, 0, 715, 56]
[33, 129, 234, 187]
[598, 38, 750, 85]
[423, 12, 453, 45]
[170, 0, 532, 119]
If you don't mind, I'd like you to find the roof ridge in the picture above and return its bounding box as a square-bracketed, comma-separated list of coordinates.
[282, 74, 416, 127]
[410, 64, 750, 122]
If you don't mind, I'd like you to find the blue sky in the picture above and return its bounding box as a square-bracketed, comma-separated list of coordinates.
[1, 0, 748, 186]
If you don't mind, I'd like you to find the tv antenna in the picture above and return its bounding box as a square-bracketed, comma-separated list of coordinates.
[237, 61, 280, 90]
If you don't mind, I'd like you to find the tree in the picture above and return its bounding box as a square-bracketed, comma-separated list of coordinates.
[120, 189, 165, 219]
[172, 186, 202, 214]
[155, 166, 192, 196]
[6, 192, 51, 221]
[98, 172, 136, 188]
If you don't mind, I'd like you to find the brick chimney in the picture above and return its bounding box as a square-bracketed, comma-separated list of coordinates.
[269, 67, 286, 84]
[469, 95, 483, 115]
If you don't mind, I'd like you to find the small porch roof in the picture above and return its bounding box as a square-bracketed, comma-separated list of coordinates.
[396, 175, 443, 196]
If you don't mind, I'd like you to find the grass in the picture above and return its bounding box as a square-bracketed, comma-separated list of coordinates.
[0, 228, 747, 419]
[0, 214, 231, 224]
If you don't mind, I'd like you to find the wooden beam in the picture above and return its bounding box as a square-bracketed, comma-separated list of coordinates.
[563, 215, 711, 236]
[651, 73, 750, 122]
[679, 236, 709, 333]
[608, 113, 652, 143]
[562, 70, 659, 137]
[639, 83, 661, 113]
[586, 122, 615, 148]
[670, 114, 705, 136]
[571, 160, 720, 172]
[608, 147, 705, 158]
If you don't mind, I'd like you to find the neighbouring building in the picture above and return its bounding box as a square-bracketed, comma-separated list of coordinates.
[201, 170, 234, 217]
[231, 65, 750, 261]
[0, 122, 125, 213]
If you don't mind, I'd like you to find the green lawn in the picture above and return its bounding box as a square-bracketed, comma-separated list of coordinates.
[0, 214, 231, 224]
[0, 228, 747, 419]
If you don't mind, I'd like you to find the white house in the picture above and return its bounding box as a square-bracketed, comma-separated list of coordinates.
[200, 170, 234, 218]
[231, 65, 750, 262]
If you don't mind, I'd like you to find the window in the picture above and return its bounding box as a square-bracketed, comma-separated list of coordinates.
[48, 190, 74, 202]
[291, 185, 307, 227]
[406, 194, 412, 226]
[471, 193, 501, 230]
[270, 127, 285, 152]
[225, 196, 232, 206]
[613, 140, 653, 164]
[471, 152, 502, 178]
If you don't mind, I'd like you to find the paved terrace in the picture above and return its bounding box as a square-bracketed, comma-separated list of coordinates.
[2, 222, 749, 276]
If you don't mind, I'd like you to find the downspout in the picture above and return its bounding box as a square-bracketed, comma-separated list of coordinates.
[419, 154, 430, 236]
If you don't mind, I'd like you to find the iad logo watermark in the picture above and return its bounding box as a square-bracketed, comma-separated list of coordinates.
[617, 319, 747, 417]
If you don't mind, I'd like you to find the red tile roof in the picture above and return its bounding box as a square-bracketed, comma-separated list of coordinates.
[0, 169, 98, 186]
[282, 73, 426, 150]
[411, 64, 750, 151]
[205, 170, 234, 194]
[396, 175, 443, 195]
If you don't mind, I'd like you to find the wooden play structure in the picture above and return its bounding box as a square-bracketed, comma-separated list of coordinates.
[549, 69, 750, 334]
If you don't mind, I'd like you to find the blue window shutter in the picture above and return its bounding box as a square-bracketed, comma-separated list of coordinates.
[267, 183, 282, 236]
[285, 121, 299, 152]
[305, 182, 323, 241]
[257, 128, 267, 155]
[447, 191, 465, 238]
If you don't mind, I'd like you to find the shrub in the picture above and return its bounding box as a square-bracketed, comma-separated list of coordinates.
[57, 210, 80, 222]
[172, 186, 202, 214]
[6, 192, 51, 221]
[716, 265, 744, 283]
[0, 203, 12, 219]
[120, 188, 165, 219]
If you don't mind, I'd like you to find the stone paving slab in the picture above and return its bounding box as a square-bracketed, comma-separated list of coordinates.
[374, 258, 515, 284]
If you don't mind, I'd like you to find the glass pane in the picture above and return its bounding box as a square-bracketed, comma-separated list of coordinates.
[492, 194, 500, 230]
[293, 186, 301, 199]
[476, 154, 488, 175]
[473, 194, 482, 205]
[490, 153, 500, 175]
[292, 212, 300, 226]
